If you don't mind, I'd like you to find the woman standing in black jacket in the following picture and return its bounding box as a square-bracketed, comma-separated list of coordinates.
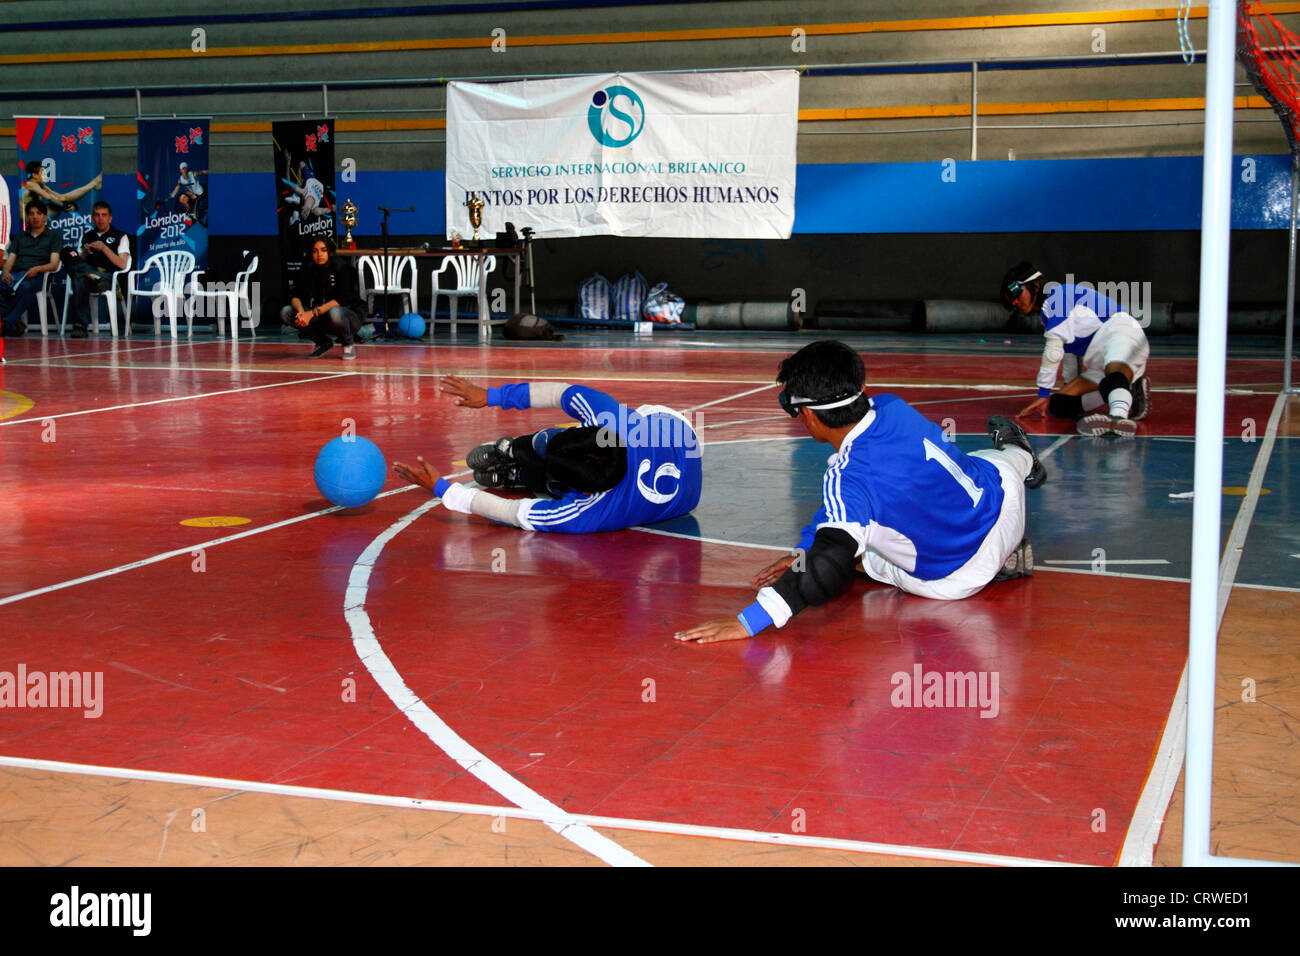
[280, 237, 364, 359]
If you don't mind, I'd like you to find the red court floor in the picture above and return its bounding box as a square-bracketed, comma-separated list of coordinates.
[0, 332, 1294, 866]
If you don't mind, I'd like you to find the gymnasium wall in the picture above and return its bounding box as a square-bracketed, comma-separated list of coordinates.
[2, 2, 1298, 316]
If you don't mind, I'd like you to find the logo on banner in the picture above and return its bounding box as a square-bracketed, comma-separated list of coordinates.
[588, 85, 645, 148]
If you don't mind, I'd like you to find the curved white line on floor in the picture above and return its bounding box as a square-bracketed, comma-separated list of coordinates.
[346, 496, 650, 868]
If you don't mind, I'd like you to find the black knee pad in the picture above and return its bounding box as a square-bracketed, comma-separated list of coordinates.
[1048, 393, 1084, 418]
[771, 527, 858, 615]
[1098, 371, 1131, 402]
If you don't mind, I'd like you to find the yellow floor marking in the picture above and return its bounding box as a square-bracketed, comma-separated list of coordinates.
[180, 516, 253, 528]
[0, 391, 35, 421]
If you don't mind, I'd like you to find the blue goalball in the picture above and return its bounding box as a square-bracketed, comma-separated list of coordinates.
[314, 436, 387, 508]
[397, 313, 426, 338]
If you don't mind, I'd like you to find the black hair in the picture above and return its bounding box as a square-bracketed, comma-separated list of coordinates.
[776, 340, 870, 429]
[545, 425, 627, 493]
[25, 199, 48, 217]
[92, 200, 111, 214]
[1000, 261, 1044, 312]
[306, 236, 336, 263]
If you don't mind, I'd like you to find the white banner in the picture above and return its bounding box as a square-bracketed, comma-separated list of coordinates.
[446, 70, 798, 239]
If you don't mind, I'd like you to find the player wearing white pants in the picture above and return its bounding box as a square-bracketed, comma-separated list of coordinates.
[1001, 262, 1153, 438]
[674, 341, 1046, 645]
[858, 445, 1033, 600]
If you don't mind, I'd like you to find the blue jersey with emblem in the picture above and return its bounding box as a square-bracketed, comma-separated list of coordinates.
[1041, 283, 1124, 356]
[796, 394, 1005, 580]
[492, 383, 702, 533]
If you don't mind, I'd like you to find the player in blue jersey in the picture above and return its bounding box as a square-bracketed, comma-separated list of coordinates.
[1001, 262, 1152, 438]
[674, 340, 1046, 645]
[393, 374, 702, 533]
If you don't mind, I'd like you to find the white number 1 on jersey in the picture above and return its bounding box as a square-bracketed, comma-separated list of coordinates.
[923, 438, 984, 508]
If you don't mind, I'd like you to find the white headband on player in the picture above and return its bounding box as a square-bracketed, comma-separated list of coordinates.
[791, 390, 863, 411]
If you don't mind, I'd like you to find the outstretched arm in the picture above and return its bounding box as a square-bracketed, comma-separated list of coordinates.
[393, 456, 526, 527]
[1019, 336, 1066, 419]
[674, 527, 859, 644]
[441, 374, 575, 412]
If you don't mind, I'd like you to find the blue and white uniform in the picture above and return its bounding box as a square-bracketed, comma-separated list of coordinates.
[749, 395, 1033, 629]
[1035, 284, 1149, 397]
[435, 382, 702, 533]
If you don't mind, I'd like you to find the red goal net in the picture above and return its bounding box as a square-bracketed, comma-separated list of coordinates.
[1239, 1, 1300, 154]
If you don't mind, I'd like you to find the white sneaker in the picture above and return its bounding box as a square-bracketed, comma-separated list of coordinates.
[1077, 413, 1137, 438]
[341, 346, 356, 360]
[994, 539, 1033, 581]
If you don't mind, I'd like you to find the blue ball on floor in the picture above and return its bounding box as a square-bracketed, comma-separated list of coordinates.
[397, 313, 426, 338]
[314, 436, 387, 508]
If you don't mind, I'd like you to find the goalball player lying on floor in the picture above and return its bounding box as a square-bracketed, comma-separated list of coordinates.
[674, 340, 1047, 645]
[394, 375, 702, 532]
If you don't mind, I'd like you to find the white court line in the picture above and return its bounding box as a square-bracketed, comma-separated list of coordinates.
[2, 342, 202, 363]
[1034, 565, 1190, 584]
[17, 362, 784, 385]
[701, 435, 807, 447]
[0, 484, 417, 607]
[632, 525, 787, 551]
[0, 753, 1080, 866]
[116, 483, 303, 498]
[1119, 389, 1288, 868]
[14, 353, 1282, 397]
[1037, 434, 1075, 459]
[8, 361, 1031, 391]
[682, 382, 776, 413]
[345, 497, 650, 867]
[631, 527, 1300, 591]
[0, 372, 352, 426]
[1043, 559, 1171, 566]
[910, 392, 1038, 408]
[1215, 390, 1287, 623]
[700, 414, 788, 429]
[1037, 564, 1296, 593]
[0, 475, 1071, 868]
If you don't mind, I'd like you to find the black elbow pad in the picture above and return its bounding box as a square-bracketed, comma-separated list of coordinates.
[770, 527, 859, 617]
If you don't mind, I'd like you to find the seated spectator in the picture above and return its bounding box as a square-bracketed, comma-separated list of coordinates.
[1, 201, 62, 337]
[62, 200, 130, 338]
[279, 238, 363, 360]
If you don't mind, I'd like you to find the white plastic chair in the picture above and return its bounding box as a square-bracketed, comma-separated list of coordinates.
[59, 255, 133, 337]
[126, 250, 196, 338]
[358, 254, 417, 319]
[187, 253, 260, 339]
[431, 254, 497, 339]
[29, 266, 62, 335]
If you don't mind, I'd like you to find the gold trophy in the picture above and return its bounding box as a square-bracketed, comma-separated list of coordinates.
[341, 199, 358, 249]
[465, 192, 485, 244]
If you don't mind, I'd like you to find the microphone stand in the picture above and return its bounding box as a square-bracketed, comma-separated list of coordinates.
[376, 204, 414, 337]
[520, 226, 537, 315]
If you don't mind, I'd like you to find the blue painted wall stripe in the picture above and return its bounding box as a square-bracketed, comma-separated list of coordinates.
[5, 155, 1290, 237]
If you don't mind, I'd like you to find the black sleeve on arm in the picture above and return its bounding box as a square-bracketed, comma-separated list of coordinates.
[769, 526, 859, 619]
